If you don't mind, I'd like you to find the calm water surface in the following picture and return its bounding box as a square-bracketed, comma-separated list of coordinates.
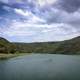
[0, 54, 80, 80]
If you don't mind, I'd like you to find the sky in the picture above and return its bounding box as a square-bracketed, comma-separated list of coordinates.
[0, 0, 80, 42]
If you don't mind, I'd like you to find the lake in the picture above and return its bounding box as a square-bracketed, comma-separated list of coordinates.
[0, 54, 80, 80]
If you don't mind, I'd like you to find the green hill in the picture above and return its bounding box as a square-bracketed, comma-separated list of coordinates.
[0, 37, 16, 53]
[14, 42, 61, 53]
[0, 37, 10, 53]
[0, 36, 80, 54]
[55, 36, 80, 54]
[14, 36, 80, 54]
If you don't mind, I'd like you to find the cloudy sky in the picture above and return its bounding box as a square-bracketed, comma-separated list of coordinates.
[0, 0, 80, 42]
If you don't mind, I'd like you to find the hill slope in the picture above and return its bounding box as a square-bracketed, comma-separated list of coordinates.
[0, 37, 16, 53]
[55, 36, 80, 54]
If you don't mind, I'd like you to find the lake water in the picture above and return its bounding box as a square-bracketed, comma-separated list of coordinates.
[0, 54, 80, 80]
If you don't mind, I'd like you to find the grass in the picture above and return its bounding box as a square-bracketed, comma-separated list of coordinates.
[0, 53, 31, 60]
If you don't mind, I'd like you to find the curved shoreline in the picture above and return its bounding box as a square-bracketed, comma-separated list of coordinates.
[0, 54, 30, 60]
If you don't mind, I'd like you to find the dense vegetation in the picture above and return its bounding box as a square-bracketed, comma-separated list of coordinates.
[14, 42, 61, 53]
[0, 36, 80, 54]
[0, 37, 16, 54]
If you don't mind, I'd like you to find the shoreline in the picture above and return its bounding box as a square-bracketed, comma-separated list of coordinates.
[0, 53, 30, 60]
[0, 53, 80, 60]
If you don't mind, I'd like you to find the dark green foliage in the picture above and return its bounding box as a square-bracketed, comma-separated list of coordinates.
[14, 42, 61, 53]
[55, 36, 80, 54]
[0, 37, 16, 54]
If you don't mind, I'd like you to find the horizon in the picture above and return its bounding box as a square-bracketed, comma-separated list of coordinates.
[0, 0, 80, 42]
[1, 36, 80, 43]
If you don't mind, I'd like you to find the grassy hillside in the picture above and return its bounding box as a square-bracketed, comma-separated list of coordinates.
[55, 36, 80, 54]
[14, 42, 61, 53]
[0, 37, 16, 53]
[0, 36, 80, 54]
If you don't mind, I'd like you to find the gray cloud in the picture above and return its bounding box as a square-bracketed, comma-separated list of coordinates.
[41, 4, 80, 26]
[58, 0, 80, 12]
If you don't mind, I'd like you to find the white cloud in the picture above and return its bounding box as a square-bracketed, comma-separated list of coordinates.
[36, 0, 57, 7]
[2, 19, 80, 42]
[14, 9, 32, 16]
[5, 31, 36, 37]
[35, 33, 79, 42]
[14, 8, 46, 24]
[3, 20, 36, 37]
[27, 14, 46, 23]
